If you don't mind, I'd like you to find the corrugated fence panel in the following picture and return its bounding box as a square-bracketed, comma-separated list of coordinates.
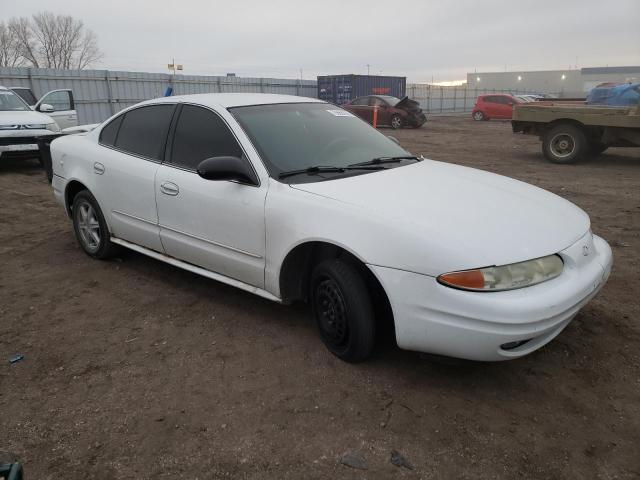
[0, 67, 317, 124]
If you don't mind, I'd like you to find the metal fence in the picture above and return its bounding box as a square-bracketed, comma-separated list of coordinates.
[0, 66, 562, 123]
[406, 84, 558, 114]
[0, 67, 317, 124]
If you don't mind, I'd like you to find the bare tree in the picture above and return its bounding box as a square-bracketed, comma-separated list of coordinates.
[0, 21, 26, 67]
[8, 12, 103, 69]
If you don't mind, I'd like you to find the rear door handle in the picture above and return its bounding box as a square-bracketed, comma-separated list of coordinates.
[93, 162, 105, 175]
[160, 181, 179, 196]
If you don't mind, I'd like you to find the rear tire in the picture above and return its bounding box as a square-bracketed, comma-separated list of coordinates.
[542, 124, 588, 164]
[472, 111, 485, 121]
[390, 114, 403, 129]
[72, 190, 119, 259]
[310, 259, 375, 362]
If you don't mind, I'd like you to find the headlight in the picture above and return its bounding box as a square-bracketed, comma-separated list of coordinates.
[46, 122, 61, 132]
[24, 124, 47, 129]
[437, 255, 564, 292]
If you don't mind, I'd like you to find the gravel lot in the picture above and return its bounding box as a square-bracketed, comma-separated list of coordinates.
[1, 115, 639, 479]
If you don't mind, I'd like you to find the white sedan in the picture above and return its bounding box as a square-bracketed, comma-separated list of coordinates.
[50, 93, 612, 362]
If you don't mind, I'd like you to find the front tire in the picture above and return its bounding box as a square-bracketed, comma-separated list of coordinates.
[542, 124, 588, 164]
[311, 259, 375, 362]
[390, 114, 402, 130]
[72, 190, 119, 259]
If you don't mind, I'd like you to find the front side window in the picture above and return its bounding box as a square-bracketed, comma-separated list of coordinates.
[170, 105, 243, 171]
[0, 90, 30, 111]
[231, 102, 409, 182]
[115, 104, 175, 160]
[39, 90, 72, 111]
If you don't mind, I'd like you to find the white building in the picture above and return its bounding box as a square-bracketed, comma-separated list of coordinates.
[466, 66, 640, 97]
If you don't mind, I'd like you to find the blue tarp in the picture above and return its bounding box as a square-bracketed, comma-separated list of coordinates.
[586, 83, 640, 106]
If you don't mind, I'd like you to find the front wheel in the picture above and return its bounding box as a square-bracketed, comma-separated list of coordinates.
[390, 114, 403, 129]
[311, 259, 375, 362]
[542, 124, 588, 164]
[72, 190, 119, 259]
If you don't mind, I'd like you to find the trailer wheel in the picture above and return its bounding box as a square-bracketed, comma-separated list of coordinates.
[542, 124, 587, 164]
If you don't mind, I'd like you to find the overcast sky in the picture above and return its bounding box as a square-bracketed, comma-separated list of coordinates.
[4, 0, 640, 82]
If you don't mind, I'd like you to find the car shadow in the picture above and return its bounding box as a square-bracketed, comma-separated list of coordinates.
[103, 246, 567, 392]
[0, 157, 43, 177]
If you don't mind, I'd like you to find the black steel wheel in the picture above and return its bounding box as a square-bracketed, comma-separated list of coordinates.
[311, 259, 375, 362]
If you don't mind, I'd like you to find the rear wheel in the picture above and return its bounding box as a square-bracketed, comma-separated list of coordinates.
[390, 114, 402, 129]
[472, 111, 485, 121]
[542, 124, 588, 164]
[311, 259, 375, 362]
[72, 190, 119, 259]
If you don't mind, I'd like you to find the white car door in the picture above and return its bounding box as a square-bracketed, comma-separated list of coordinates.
[92, 104, 176, 252]
[35, 90, 78, 129]
[155, 104, 267, 287]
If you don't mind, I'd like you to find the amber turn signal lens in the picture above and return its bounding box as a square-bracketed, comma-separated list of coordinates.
[438, 270, 485, 289]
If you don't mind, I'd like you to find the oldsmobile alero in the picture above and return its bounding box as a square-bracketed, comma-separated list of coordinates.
[50, 93, 612, 362]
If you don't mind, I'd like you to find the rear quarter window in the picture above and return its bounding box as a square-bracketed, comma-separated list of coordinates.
[99, 115, 124, 147]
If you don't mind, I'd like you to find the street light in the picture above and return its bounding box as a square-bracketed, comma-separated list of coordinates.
[476, 76, 481, 82]
[517, 75, 522, 81]
[561, 74, 566, 80]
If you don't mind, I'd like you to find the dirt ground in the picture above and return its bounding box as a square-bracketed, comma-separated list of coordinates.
[1, 116, 639, 479]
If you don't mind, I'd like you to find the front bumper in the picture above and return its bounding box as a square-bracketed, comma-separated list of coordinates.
[370, 232, 612, 361]
[0, 130, 52, 158]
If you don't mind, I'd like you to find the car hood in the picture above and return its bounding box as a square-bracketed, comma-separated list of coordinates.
[291, 160, 590, 272]
[0, 109, 54, 126]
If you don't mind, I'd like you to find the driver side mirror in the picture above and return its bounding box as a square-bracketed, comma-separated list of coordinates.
[38, 103, 54, 113]
[197, 156, 258, 185]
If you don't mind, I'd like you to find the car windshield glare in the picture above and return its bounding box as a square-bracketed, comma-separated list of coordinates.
[230, 103, 410, 181]
[0, 90, 31, 111]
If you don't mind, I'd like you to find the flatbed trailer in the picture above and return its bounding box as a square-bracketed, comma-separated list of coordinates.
[512, 102, 640, 163]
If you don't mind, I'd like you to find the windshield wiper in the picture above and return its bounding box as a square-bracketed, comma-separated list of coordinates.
[348, 155, 422, 167]
[278, 165, 384, 179]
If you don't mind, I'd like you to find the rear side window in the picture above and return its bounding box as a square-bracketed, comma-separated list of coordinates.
[115, 104, 175, 160]
[170, 105, 243, 171]
[351, 97, 369, 106]
[99, 115, 123, 146]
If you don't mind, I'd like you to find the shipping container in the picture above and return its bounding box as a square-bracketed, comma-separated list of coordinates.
[317, 74, 407, 105]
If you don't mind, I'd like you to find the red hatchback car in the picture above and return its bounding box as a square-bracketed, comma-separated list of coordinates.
[472, 94, 521, 121]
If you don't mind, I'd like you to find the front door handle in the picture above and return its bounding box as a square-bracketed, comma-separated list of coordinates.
[93, 162, 105, 175]
[160, 181, 179, 196]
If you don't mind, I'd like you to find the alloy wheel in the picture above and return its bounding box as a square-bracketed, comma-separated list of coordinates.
[77, 201, 101, 252]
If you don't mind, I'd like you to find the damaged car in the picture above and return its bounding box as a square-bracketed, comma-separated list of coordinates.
[344, 95, 427, 129]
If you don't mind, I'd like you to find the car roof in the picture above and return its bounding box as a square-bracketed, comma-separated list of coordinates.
[138, 93, 325, 109]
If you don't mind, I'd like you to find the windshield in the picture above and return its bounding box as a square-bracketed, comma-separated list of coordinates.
[230, 102, 410, 182]
[0, 90, 31, 111]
